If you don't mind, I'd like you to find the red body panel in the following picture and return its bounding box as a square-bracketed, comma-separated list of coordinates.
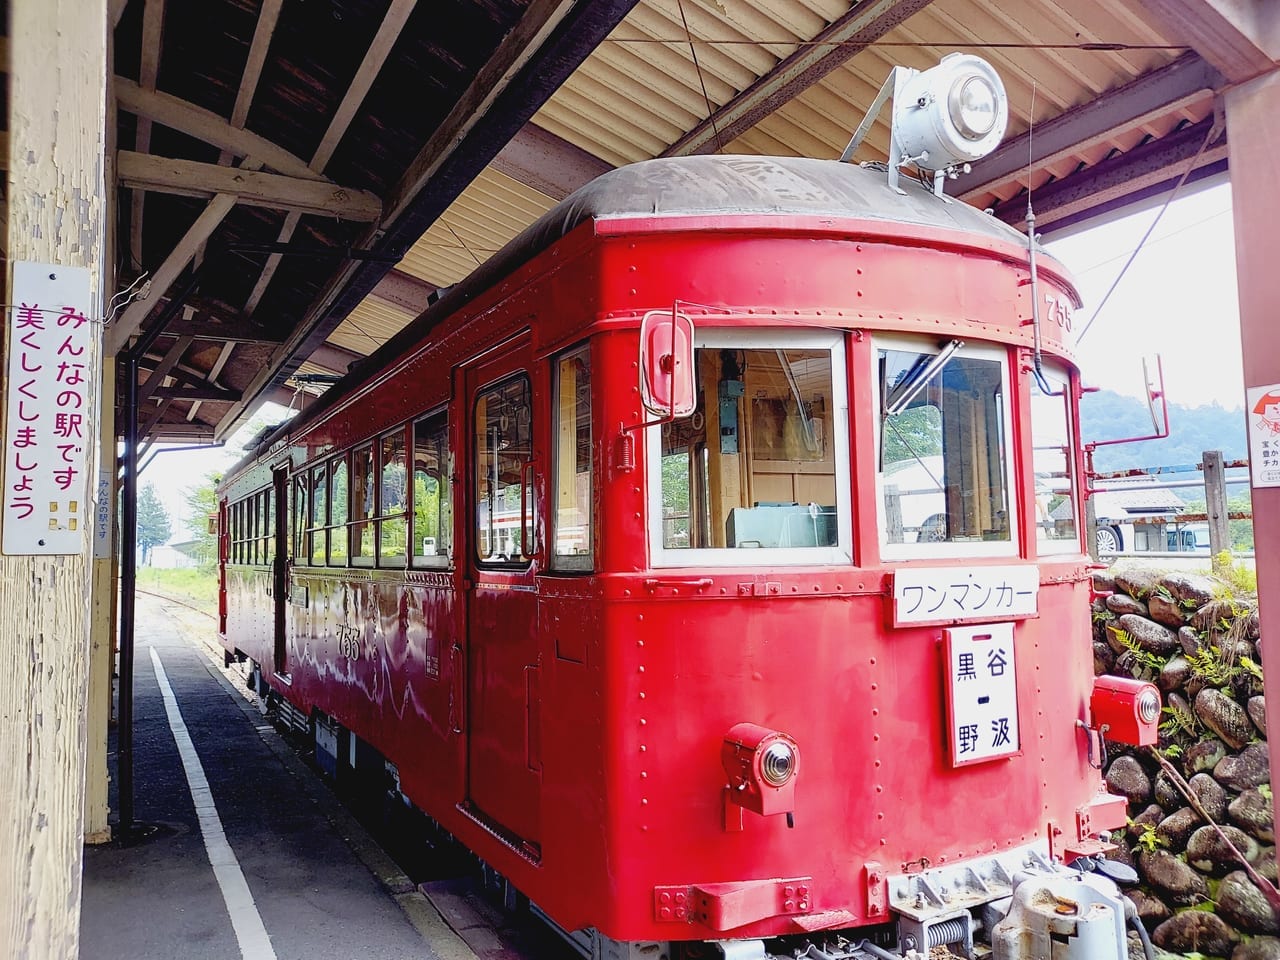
[218, 208, 1111, 944]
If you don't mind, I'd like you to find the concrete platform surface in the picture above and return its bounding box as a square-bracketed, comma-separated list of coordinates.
[81, 593, 477, 960]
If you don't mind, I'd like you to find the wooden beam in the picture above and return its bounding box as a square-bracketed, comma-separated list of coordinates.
[154, 382, 241, 402]
[242, 0, 416, 318]
[130, 0, 165, 270]
[138, 334, 194, 402]
[231, 0, 283, 130]
[961, 53, 1222, 202]
[307, 342, 365, 375]
[163, 314, 283, 343]
[1131, 0, 1279, 82]
[144, 422, 217, 440]
[384, 0, 578, 225]
[491, 122, 610, 199]
[371, 268, 437, 313]
[117, 150, 382, 220]
[115, 78, 324, 180]
[1, 0, 108, 953]
[662, 0, 938, 157]
[105, 190, 240, 354]
[188, 341, 238, 422]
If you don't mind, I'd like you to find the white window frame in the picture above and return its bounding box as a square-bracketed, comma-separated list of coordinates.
[1031, 362, 1083, 556]
[646, 327, 852, 568]
[874, 334, 1019, 561]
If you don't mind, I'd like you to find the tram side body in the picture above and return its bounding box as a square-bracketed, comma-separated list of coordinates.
[218, 208, 1120, 947]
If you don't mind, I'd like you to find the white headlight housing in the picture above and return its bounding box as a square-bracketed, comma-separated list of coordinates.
[892, 53, 1008, 171]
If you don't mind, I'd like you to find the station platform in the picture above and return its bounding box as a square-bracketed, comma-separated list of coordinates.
[79, 593, 482, 960]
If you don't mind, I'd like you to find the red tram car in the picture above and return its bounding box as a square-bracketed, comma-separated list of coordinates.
[218, 80, 1158, 959]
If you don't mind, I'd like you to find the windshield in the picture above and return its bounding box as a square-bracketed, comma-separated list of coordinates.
[876, 339, 1013, 556]
[650, 329, 850, 566]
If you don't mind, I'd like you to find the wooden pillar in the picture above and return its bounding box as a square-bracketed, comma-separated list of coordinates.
[0, 0, 109, 955]
[1201, 449, 1231, 570]
[1226, 67, 1280, 852]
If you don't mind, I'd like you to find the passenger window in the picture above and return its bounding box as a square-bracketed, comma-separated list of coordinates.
[263, 490, 274, 565]
[293, 476, 308, 565]
[351, 444, 375, 563]
[379, 429, 408, 567]
[310, 465, 327, 566]
[655, 335, 846, 559]
[876, 339, 1013, 556]
[412, 411, 451, 568]
[553, 347, 592, 571]
[329, 457, 349, 564]
[1031, 366, 1080, 554]
[475, 375, 533, 566]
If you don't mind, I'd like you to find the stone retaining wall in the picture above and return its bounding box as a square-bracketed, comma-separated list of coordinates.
[1095, 566, 1276, 960]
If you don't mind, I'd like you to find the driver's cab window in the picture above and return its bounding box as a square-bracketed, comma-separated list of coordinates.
[649, 328, 850, 567]
[876, 337, 1015, 558]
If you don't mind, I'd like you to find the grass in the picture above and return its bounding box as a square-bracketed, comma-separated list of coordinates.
[135, 566, 218, 615]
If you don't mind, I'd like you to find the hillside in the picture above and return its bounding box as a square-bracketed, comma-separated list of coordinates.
[1081, 390, 1247, 473]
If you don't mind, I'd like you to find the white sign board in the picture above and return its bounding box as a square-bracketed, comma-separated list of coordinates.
[93, 470, 113, 559]
[944, 622, 1020, 766]
[1246, 384, 1280, 489]
[3, 262, 95, 554]
[891, 564, 1038, 625]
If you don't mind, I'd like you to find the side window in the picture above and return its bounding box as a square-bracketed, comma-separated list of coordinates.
[1031, 366, 1080, 554]
[310, 465, 328, 565]
[378, 429, 408, 567]
[293, 475, 309, 565]
[475, 375, 533, 566]
[329, 456, 349, 565]
[351, 444, 375, 563]
[248, 496, 259, 564]
[412, 411, 452, 568]
[553, 347, 592, 571]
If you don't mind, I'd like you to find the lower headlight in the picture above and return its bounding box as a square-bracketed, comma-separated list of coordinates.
[1138, 688, 1162, 725]
[761, 741, 797, 786]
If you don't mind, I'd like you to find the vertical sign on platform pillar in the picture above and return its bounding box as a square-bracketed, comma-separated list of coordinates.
[0, 0, 108, 956]
[2, 263, 95, 555]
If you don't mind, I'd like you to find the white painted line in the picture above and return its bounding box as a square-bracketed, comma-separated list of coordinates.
[150, 647, 278, 960]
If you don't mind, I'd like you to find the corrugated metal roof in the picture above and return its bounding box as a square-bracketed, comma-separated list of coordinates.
[326, 0, 1218, 369]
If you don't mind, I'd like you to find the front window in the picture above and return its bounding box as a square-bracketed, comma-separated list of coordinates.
[649, 328, 850, 566]
[1031, 365, 1080, 554]
[876, 338, 1014, 557]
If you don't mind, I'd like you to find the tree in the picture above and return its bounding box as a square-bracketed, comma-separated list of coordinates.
[137, 483, 172, 565]
[183, 471, 222, 568]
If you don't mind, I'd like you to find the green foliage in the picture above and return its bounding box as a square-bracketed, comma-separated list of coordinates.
[136, 483, 172, 564]
[1112, 626, 1169, 673]
[1080, 390, 1246, 472]
[182, 471, 221, 568]
[136, 567, 217, 614]
[1159, 705, 1199, 742]
[1133, 821, 1167, 853]
[1186, 645, 1241, 687]
[881, 406, 943, 465]
[1216, 555, 1258, 596]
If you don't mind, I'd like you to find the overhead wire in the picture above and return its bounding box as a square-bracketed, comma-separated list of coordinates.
[676, 0, 723, 154]
[1075, 119, 1222, 344]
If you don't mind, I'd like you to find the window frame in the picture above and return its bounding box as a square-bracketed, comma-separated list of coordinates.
[377, 426, 409, 568]
[551, 344, 594, 573]
[645, 327, 852, 569]
[873, 334, 1019, 561]
[1031, 362, 1082, 556]
[411, 407, 452, 570]
[474, 372, 535, 569]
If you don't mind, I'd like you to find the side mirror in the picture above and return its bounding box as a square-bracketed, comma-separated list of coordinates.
[639, 308, 695, 419]
[1143, 355, 1168, 437]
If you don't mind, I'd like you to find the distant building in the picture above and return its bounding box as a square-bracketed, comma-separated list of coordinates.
[148, 541, 202, 569]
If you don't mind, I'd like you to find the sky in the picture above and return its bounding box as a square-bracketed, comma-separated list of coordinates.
[140, 179, 1244, 543]
[1045, 179, 1241, 411]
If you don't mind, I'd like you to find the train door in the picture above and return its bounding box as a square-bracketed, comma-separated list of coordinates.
[464, 335, 542, 851]
[272, 465, 290, 676]
[217, 498, 228, 636]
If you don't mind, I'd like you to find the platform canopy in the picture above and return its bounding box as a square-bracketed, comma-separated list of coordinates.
[101, 0, 1268, 443]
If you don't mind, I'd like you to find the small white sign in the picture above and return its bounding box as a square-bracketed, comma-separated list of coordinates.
[3, 262, 95, 555]
[93, 470, 113, 559]
[945, 622, 1019, 766]
[1246, 384, 1280, 489]
[891, 564, 1038, 625]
